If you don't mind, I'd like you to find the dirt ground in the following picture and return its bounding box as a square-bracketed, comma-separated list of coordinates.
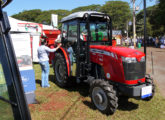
[139, 47, 165, 97]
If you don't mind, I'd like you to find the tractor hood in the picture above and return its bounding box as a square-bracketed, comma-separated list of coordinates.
[90, 45, 145, 58]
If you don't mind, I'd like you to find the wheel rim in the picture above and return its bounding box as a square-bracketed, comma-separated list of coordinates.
[92, 87, 108, 111]
[55, 60, 64, 83]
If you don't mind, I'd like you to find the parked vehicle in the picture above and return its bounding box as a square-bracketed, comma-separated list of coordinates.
[52, 11, 155, 115]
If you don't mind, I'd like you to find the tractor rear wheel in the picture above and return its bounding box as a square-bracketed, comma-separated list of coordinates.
[54, 53, 68, 87]
[90, 79, 118, 115]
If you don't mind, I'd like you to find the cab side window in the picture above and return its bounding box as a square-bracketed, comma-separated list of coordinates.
[62, 23, 68, 40]
[68, 21, 77, 43]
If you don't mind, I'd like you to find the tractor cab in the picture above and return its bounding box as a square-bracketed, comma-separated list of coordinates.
[60, 11, 112, 78]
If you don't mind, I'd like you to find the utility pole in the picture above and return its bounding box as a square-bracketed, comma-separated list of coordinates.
[132, 0, 136, 47]
[144, 0, 147, 60]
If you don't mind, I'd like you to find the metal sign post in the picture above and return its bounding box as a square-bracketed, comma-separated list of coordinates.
[144, 0, 147, 71]
[144, 0, 147, 61]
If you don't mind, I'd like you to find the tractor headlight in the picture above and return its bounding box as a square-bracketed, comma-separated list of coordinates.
[121, 57, 137, 63]
[140, 56, 145, 62]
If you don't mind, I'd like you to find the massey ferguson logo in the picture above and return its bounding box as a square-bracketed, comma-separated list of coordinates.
[134, 52, 140, 55]
[90, 49, 118, 59]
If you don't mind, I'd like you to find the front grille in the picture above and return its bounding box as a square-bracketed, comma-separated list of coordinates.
[123, 62, 145, 80]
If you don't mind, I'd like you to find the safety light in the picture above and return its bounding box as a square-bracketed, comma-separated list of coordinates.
[140, 56, 145, 62]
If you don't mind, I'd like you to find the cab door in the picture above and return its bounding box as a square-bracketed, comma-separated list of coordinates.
[0, 10, 31, 120]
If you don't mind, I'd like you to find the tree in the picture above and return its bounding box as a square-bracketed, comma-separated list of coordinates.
[136, 4, 164, 37]
[150, 0, 165, 34]
[101, 1, 131, 34]
[12, 9, 42, 22]
[12, 9, 70, 29]
[35, 10, 70, 27]
[71, 4, 101, 13]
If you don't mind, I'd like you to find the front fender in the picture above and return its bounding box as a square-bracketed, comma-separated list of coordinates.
[57, 47, 71, 77]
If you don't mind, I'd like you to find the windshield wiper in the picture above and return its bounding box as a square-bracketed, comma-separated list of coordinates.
[0, 96, 17, 106]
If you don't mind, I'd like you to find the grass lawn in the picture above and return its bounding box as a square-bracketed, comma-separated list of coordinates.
[30, 63, 165, 120]
[0, 92, 14, 120]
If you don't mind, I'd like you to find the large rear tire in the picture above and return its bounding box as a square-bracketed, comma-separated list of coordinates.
[53, 53, 68, 87]
[90, 79, 118, 115]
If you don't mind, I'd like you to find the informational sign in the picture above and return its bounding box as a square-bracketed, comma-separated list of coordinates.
[10, 33, 36, 103]
[20, 69, 36, 93]
[11, 33, 32, 70]
[17, 23, 42, 33]
[112, 30, 122, 35]
[112, 30, 122, 45]
[51, 14, 58, 28]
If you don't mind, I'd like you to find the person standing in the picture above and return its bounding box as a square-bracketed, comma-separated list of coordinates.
[155, 37, 159, 48]
[37, 38, 61, 88]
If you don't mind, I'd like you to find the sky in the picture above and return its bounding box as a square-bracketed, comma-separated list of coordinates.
[4, 0, 157, 16]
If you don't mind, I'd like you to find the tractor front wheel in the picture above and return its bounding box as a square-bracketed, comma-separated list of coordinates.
[54, 53, 68, 87]
[90, 79, 118, 115]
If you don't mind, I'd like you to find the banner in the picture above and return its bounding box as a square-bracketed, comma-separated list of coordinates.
[11, 33, 32, 70]
[10, 33, 36, 94]
[51, 14, 58, 28]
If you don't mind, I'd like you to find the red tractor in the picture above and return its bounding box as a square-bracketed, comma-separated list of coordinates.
[53, 11, 155, 115]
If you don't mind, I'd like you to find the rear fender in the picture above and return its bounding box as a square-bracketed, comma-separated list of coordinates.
[56, 47, 71, 76]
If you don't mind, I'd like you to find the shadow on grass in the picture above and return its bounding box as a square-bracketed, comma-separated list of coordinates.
[49, 75, 90, 97]
[35, 74, 55, 86]
[36, 79, 41, 86]
[49, 75, 55, 83]
[64, 82, 90, 97]
[117, 97, 139, 111]
[83, 100, 96, 110]
[82, 97, 138, 114]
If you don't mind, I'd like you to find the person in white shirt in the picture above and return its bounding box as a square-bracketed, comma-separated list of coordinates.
[37, 38, 61, 88]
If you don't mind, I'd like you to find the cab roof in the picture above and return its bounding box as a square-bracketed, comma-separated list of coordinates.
[61, 11, 105, 23]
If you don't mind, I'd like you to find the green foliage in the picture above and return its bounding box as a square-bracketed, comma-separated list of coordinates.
[101, 1, 131, 32]
[12, 9, 71, 29]
[157, 0, 165, 26]
[12, 9, 42, 22]
[71, 4, 101, 13]
[136, 4, 165, 37]
[149, 0, 165, 35]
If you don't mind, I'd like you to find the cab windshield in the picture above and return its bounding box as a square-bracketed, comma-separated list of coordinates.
[80, 22, 109, 42]
[90, 22, 108, 42]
